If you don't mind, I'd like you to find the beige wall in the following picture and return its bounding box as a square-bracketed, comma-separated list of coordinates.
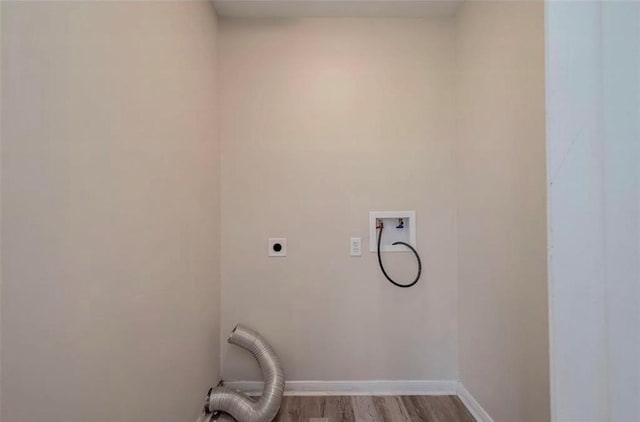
[0, 3, 549, 421]
[219, 18, 459, 381]
[0, 2, 220, 421]
[455, 2, 549, 422]
[0, 2, 3, 415]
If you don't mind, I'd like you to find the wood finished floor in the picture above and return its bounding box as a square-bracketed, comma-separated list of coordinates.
[272, 395, 476, 422]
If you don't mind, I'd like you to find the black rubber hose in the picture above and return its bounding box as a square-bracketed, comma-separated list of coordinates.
[376, 221, 422, 288]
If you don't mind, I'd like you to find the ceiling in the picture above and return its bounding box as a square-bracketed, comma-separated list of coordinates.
[211, 0, 463, 18]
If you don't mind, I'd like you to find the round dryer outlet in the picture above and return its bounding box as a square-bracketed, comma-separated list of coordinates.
[268, 238, 287, 257]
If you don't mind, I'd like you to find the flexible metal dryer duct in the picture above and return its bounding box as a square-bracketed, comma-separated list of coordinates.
[207, 325, 285, 422]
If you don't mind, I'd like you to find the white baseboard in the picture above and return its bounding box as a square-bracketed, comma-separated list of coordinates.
[222, 379, 459, 396]
[456, 383, 494, 422]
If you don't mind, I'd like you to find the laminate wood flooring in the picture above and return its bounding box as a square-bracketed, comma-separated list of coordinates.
[271, 395, 476, 422]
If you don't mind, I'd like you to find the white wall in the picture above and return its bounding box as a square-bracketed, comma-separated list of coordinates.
[601, 5, 640, 420]
[456, 2, 549, 422]
[0, 2, 220, 421]
[218, 18, 459, 382]
[546, 2, 640, 421]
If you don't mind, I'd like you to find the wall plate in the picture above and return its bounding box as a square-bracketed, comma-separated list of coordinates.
[369, 211, 416, 252]
[268, 238, 287, 257]
[350, 237, 362, 257]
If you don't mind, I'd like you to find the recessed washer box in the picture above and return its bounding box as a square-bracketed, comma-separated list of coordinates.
[369, 211, 416, 252]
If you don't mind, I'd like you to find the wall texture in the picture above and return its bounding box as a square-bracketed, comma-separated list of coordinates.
[546, 2, 640, 420]
[218, 18, 459, 381]
[1, 2, 220, 421]
[456, 2, 549, 422]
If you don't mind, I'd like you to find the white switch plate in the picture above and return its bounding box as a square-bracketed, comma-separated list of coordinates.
[350, 237, 362, 256]
[268, 238, 287, 257]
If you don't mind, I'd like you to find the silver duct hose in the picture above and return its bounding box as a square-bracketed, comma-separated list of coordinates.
[207, 324, 285, 422]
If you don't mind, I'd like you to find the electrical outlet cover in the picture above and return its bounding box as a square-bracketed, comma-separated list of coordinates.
[268, 238, 287, 257]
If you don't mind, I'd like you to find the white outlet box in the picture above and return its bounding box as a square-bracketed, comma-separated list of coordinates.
[369, 211, 416, 252]
[268, 238, 287, 257]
